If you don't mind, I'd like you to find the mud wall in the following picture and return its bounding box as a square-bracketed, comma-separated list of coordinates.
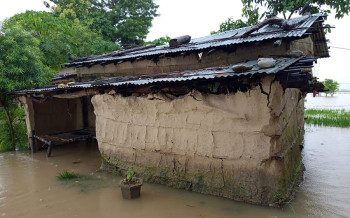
[62, 37, 313, 80]
[92, 75, 305, 205]
[82, 96, 96, 131]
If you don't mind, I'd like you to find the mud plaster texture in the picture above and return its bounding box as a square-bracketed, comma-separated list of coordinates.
[92, 75, 304, 205]
[62, 37, 313, 80]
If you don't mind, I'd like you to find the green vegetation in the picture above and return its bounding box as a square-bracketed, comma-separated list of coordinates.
[122, 169, 137, 183]
[286, 202, 296, 214]
[144, 36, 171, 46]
[45, 0, 159, 48]
[305, 109, 350, 127]
[213, 0, 350, 34]
[0, 105, 27, 152]
[57, 171, 81, 180]
[211, 5, 260, 34]
[3, 11, 119, 71]
[57, 170, 107, 192]
[273, 190, 284, 204]
[0, 9, 122, 151]
[242, 0, 350, 20]
[323, 79, 339, 96]
[0, 25, 53, 151]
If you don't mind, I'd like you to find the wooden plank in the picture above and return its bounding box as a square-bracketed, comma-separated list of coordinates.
[34, 135, 52, 145]
[52, 89, 96, 99]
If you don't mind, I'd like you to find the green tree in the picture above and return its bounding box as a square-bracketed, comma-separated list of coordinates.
[3, 11, 120, 71]
[242, 0, 350, 20]
[214, 0, 350, 34]
[212, 5, 261, 34]
[323, 79, 339, 96]
[144, 36, 171, 46]
[45, 0, 159, 48]
[0, 11, 119, 152]
[0, 26, 53, 151]
[0, 105, 27, 152]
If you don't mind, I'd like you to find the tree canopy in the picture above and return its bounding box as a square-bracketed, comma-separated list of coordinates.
[144, 36, 170, 46]
[242, 0, 350, 20]
[213, 0, 350, 34]
[0, 10, 121, 151]
[3, 11, 120, 71]
[211, 5, 260, 34]
[0, 26, 53, 150]
[323, 79, 339, 96]
[0, 26, 52, 95]
[45, 0, 159, 48]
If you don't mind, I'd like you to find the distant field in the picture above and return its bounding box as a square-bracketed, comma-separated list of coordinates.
[305, 109, 350, 127]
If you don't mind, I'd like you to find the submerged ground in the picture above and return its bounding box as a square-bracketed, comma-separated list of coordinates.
[0, 93, 349, 217]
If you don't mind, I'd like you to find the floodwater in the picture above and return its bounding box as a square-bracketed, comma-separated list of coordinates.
[293, 125, 350, 217]
[305, 92, 350, 110]
[1, 125, 349, 218]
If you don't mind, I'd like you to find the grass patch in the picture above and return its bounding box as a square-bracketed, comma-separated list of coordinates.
[57, 171, 108, 193]
[305, 109, 350, 127]
[57, 171, 81, 180]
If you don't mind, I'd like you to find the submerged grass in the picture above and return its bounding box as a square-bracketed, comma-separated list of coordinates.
[57, 171, 81, 180]
[57, 170, 108, 193]
[305, 109, 350, 127]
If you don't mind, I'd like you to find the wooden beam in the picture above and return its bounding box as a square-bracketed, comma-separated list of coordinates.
[52, 89, 96, 99]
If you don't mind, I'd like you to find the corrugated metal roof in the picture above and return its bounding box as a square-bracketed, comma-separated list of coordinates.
[13, 56, 309, 95]
[52, 73, 77, 80]
[65, 14, 324, 67]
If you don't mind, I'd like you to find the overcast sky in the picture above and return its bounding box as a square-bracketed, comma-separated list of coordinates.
[0, 0, 350, 84]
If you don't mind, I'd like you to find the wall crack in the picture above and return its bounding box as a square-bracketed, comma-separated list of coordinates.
[189, 93, 202, 101]
[258, 79, 275, 107]
[258, 83, 270, 106]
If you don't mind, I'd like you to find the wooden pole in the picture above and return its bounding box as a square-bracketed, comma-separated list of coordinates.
[46, 141, 52, 158]
[30, 130, 37, 153]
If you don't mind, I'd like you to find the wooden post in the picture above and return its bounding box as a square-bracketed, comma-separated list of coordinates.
[46, 141, 52, 158]
[30, 130, 37, 153]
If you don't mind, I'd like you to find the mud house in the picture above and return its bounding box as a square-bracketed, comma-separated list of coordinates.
[13, 13, 328, 205]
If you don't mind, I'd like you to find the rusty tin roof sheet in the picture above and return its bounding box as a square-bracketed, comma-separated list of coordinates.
[13, 56, 311, 95]
[65, 14, 325, 68]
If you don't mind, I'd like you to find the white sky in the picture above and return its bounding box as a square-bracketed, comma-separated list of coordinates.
[0, 0, 350, 84]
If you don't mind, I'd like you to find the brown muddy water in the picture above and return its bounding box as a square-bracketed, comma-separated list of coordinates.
[1, 125, 349, 218]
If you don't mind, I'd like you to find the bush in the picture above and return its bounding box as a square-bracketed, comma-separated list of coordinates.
[0, 105, 27, 152]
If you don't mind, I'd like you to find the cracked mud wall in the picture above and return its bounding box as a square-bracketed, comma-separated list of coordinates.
[265, 77, 305, 203]
[92, 75, 305, 205]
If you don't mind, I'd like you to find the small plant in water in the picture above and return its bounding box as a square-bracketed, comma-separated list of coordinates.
[119, 169, 143, 199]
[122, 169, 137, 184]
[273, 190, 284, 205]
[57, 171, 81, 180]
